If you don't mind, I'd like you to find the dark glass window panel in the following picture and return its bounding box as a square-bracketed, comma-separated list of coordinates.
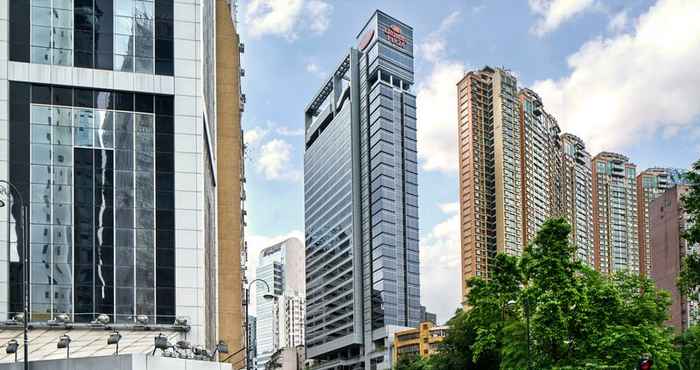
[155, 191, 174, 210]
[155, 134, 174, 153]
[31, 85, 52, 105]
[75, 51, 94, 69]
[74, 30, 94, 52]
[154, 39, 173, 59]
[155, 230, 174, 246]
[155, 248, 173, 267]
[9, 2, 31, 62]
[74, 89, 94, 108]
[155, 152, 173, 168]
[154, 20, 173, 39]
[154, 96, 173, 116]
[53, 87, 74, 106]
[155, 59, 174, 76]
[155, 0, 173, 20]
[134, 94, 154, 113]
[156, 290, 175, 324]
[95, 0, 114, 30]
[155, 210, 174, 229]
[115, 92, 134, 111]
[155, 172, 174, 191]
[155, 269, 174, 288]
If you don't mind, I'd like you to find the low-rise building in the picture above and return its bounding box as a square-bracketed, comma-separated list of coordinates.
[392, 321, 448, 364]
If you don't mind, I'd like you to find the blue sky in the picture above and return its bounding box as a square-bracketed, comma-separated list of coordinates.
[238, 0, 700, 322]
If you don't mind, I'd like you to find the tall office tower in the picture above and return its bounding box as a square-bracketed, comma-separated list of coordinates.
[592, 152, 639, 274]
[637, 167, 687, 275]
[457, 67, 520, 299]
[560, 134, 595, 266]
[255, 238, 305, 370]
[1, 0, 246, 360]
[650, 185, 698, 331]
[518, 88, 563, 246]
[303, 10, 420, 369]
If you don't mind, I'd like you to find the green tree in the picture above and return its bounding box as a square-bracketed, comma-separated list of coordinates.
[443, 218, 679, 369]
[678, 160, 700, 296]
[676, 324, 700, 369]
[393, 355, 428, 370]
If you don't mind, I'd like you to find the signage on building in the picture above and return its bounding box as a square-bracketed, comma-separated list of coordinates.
[358, 30, 375, 51]
[384, 25, 407, 48]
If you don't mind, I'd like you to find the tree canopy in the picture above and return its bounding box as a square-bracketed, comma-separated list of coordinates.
[398, 218, 679, 370]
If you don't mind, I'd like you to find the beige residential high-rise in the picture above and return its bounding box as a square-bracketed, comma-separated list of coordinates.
[518, 89, 563, 245]
[560, 134, 595, 266]
[592, 152, 639, 274]
[458, 67, 521, 299]
[459, 68, 601, 302]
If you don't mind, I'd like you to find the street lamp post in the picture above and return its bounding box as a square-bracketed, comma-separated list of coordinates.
[0, 180, 29, 370]
[245, 278, 276, 370]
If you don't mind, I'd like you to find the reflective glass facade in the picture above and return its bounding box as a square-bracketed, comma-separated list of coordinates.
[10, 0, 173, 75]
[304, 11, 419, 369]
[8, 82, 175, 323]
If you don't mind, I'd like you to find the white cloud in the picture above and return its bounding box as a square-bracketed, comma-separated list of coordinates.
[244, 127, 269, 146]
[532, 0, 700, 154]
[246, 230, 304, 316]
[256, 139, 301, 181]
[420, 202, 462, 323]
[418, 11, 460, 63]
[307, 0, 332, 34]
[276, 126, 305, 136]
[416, 11, 466, 174]
[608, 10, 628, 33]
[416, 62, 466, 173]
[244, 0, 332, 40]
[529, 0, 595, 36]
[305, 62, 326, 79]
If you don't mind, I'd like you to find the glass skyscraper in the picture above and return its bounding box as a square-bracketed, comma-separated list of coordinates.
[1, 0, 248, 360]
[304, 10, 420, 370]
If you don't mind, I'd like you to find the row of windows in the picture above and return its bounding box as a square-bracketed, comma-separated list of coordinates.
[10, 0, 173, 75]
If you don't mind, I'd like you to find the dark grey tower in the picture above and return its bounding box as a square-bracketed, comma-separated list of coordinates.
[303, 10, 419, 370]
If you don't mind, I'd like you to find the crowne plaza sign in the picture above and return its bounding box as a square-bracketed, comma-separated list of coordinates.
[384, 25, 407, 48]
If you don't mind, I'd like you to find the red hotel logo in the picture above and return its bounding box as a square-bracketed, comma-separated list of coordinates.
[384, 25, 407, 48]
[358, 30, 375, 51]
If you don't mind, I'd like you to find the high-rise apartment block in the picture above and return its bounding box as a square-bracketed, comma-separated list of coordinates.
[650, 185, 698, 331]
[255, 238, 305, 370]
[592, 152, 639, 274]
[304, 10, 420, 369]
[518, 88, 562, 245]
[637, 168, 687, 275]
[457, 67, 522, 291]
[560, 134, 595, 266]
[0, 0, 246, 362]
[457, 66, 671, 298]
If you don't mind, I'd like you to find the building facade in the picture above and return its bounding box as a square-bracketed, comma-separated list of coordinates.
[255, 238, 305, 370]
[392, 321, 447, 364]
[637, 167, 687, 275]
[0, 0, 246, 359]
[518, 88, 562, 246]
[560, 133, 595, 266]
[650, 185, 697, 331]
[457, 67, 521, 296]
[304, 10, 420, 369]
[592, 152, 639, 274]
